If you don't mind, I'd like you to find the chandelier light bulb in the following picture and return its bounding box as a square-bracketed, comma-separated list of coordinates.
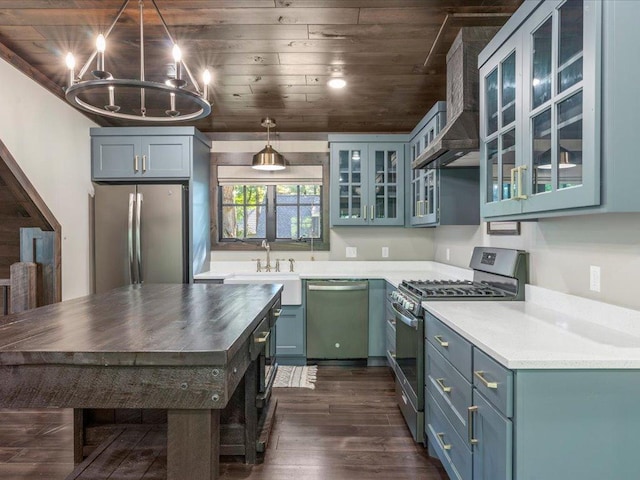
[203, 69, 211, 99]
[65, 52, 76, 88]
[65, 52, 75, 70]
[96, 34, 106, 53]
[172, 44, 182, 63]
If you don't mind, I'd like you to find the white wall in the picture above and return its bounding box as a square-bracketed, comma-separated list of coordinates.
[434, 213, 640, 310]
[0, 58, 96, 300]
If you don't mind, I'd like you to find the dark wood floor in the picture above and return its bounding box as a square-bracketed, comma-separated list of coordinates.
[0, 366, 447, 480]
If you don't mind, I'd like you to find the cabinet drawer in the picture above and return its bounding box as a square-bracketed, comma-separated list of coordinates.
[426, 313, 472, 381]
[427, 342, 472, 443]
[426, 391, 472, 480]
[473, 348, 513, 418]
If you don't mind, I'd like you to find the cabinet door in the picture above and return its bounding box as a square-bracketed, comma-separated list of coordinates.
[92, 136, 140, 179]
[92, 135, 191, 180]
[480, 39, 524, 218]
[140, 136, 190, 178]
[472, 390, 513, 480]
[421, 169, 438, 224]
[330, 143, 369, 226]
[275, 305, 305, 356]
[521, 0, 600, 214]
[368, 143, 404, 226]
[368, 279, 386, 357]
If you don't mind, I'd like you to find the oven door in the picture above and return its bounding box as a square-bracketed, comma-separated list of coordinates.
[393, 302, 424, 411]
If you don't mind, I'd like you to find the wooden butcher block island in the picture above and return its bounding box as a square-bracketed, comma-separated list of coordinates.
[0, 283, 282, 480]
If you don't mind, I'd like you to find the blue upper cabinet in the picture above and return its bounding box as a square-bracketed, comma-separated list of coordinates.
[408, 103, 446, 227]
[329, 135, 406, 226]
[480, 0, 640, 220]
[407, 102, 480, 227]
[91, 127, 200, 181]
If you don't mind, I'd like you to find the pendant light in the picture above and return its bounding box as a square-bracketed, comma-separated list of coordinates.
[537, 147, 576, 169]
[252, 117, 286, 171]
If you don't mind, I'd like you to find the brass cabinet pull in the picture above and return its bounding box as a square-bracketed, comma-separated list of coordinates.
[142, 154, 147, 172]
[134, 155, 139, 172]
[436, 432, 452, 451]
[256, 331, 270, 343]
[511, 165, 528, 200]
[474, 370, 498, 389]
[435, 377, 452, 394]
[434, 335, 449, 348]
[468, 406, 478, 445]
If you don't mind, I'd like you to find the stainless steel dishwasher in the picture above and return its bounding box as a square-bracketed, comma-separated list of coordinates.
[306, 280, 369, 360]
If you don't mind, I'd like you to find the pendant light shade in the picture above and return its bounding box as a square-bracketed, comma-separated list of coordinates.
[252, 117, 286, 171]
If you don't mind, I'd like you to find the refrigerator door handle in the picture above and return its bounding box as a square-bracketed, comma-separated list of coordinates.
[136, 192, 143, 284]
[128, 193, 136, 284]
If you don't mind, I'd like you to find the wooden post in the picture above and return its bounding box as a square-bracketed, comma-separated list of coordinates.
[9, 262, 37, 314]
[167, 409, 220, 480]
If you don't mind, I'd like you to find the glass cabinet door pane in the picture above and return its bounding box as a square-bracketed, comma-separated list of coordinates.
[487, 139, 499, 202]
[501, 52, 516, 126]
[532, 17, 553, 109]
[558, 0, 584, 93]
[557, 91, 583, 189]
[501, 129, 516, 200]
[486, 68, 499, 136]
[338, 149, 363, 219]
[387, 150, 397, 184]
[426, 172, 436, 216]
[532, 109, 552, 195]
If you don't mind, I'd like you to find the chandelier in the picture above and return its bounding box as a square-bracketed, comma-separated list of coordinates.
[64, 0, 211, 122]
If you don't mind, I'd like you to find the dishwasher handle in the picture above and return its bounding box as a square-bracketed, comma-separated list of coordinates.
[307, 282, 368, 292]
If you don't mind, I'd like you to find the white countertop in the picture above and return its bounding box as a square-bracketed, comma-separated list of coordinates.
[424, 285, 640, 370]
[194, 260, 473, 287]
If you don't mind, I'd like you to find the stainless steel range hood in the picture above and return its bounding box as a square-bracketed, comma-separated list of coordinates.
[413, 27, 500, 169]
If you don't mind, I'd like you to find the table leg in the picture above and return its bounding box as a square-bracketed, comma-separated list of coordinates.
[72, 408, 86, 464]
[167, 409, 220, 480]
[244, 360, 258, 464]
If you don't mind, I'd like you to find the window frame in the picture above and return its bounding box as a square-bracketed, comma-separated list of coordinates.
[211, 150, 330, 252]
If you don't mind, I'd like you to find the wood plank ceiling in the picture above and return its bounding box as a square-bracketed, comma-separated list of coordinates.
[0, 0, 522, 133]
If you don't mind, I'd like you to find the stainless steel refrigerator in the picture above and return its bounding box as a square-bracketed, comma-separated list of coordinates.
[93, 183, 188, 293]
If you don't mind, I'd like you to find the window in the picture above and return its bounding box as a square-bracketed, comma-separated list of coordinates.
[220, 184, 322, 242]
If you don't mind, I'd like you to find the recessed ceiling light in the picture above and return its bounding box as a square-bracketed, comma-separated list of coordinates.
[328, 78, 347, 89]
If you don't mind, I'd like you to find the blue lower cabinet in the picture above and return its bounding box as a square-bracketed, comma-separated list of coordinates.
[472, 390, 513, 480]
[426, 391, 472, 480]
[276, 304, 305, 363]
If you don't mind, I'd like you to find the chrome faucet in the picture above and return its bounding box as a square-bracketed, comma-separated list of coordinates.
[261, 240, 272, 272]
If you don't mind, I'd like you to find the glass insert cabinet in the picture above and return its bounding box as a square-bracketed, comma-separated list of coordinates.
[479, 0, 600, 219]
[329, 140, 405, 226]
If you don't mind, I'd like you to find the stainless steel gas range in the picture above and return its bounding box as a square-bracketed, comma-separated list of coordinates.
[391, 247, 528, 443]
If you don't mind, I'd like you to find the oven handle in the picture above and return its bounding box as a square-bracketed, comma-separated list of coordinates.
[391, 303, 418, 329]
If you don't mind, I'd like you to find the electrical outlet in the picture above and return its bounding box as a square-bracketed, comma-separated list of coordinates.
[382, 246, 389, 258]
[590, 265, 601, 292]
[446, 248, 451, 261]
[346, 247, 357, 258]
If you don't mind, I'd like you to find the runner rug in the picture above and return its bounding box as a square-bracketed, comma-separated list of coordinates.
[273, 365, 317, 389]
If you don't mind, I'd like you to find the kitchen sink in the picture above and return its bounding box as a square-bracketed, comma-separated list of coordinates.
[223, 272, 302, 305]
